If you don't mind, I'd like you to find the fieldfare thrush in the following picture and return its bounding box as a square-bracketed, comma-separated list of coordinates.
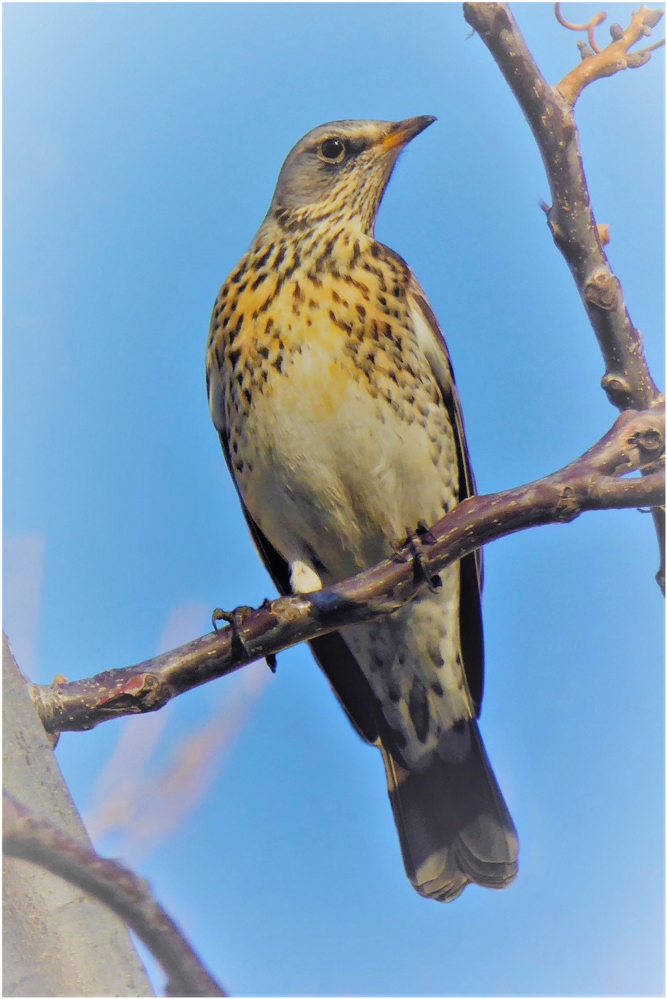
[206, 117, 519, 901]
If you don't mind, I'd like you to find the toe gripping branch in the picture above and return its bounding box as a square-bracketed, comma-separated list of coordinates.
[394, 522, 443, 593]
[212, 605, 254, 658]
[212, 602, 278, 672]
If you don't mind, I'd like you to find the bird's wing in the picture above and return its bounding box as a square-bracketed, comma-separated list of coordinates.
[405, 269, 485, 717]
[207, 360, 382, 745]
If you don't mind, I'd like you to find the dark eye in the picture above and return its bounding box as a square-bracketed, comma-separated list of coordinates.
[319, 138, 346, 163]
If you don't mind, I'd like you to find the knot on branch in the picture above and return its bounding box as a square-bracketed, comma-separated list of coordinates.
[625, 50, 652, 68]
[585, 271, 619, 311]
[269, 595, 312, 625]
[601, 373, 634, 409]
[96, 671, 170, 715]
[602, 409, 666, 477]
[628, 424, 664, 459]
[554, 486, 581, 522]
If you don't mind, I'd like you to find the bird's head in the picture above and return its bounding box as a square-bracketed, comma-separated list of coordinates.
[260, 116, 436, 238]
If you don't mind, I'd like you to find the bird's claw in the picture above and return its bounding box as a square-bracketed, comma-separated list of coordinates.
[391, 543, 409, 564]
[416, 520, 438, 546]
[211, 604, 254, 659]
[265, 653, 278, 673]
[403, 526, 442, 593]
[259, 600, 278, 671]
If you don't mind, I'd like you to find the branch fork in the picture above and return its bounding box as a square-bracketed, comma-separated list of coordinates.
[555, 3, 664, 103]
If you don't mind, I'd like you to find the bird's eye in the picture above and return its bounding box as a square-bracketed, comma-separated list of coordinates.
[319, 138, 347, 163]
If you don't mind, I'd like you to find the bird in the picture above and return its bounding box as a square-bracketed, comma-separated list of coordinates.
[206, 117, 518, 901]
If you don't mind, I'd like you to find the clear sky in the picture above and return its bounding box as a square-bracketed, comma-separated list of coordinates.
[3, 3, 664, 996]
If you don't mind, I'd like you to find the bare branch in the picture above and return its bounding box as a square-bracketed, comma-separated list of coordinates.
[3, 791, 226, 998]
[463, 2, 664, 585]
[463, 2, 662, 413]
[30, 406, 664, 734]
[555, 4, 664, 103]
[555, 3, 607, 55]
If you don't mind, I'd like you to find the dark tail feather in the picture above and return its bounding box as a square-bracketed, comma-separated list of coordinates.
[381, 720, 518, 902]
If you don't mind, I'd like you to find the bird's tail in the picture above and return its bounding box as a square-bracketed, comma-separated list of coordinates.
[380, 720, 518, 902]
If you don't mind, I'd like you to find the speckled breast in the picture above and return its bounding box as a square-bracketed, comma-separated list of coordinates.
[206, 227, 459, 576]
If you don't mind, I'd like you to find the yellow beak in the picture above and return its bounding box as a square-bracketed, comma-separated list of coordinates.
[381, 115, 437, 152]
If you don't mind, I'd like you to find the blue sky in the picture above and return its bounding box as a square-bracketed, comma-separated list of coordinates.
[3, 3, 664, 996]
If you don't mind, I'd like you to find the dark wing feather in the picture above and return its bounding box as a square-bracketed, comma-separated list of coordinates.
[215, 428, 381, 745]
[408, 281, 485, 717]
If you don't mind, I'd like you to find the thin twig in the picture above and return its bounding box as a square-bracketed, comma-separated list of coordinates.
[29, 406, 664, 734]
[639, 38, 666, 54]
[556, 4, 664, 104]
[3, 792, 227, 997]
[554, 3, 607, 54]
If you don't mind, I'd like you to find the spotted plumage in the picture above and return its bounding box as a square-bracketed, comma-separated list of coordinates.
[207, 117, 518, 901]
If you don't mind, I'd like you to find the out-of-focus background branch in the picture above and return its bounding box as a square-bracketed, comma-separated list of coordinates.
[4, 790, 226, 998]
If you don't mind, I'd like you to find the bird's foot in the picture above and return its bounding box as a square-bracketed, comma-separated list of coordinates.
[265, 653, 278, 673]
[259, 599, 278, 671]
[403, 525, 442, 593]
[416, 520, 438, 546]
[211, 604, 254, 660]
[391, 542, 410, 564]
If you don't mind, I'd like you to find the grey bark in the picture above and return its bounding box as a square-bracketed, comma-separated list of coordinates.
[3, 634, 153, 998]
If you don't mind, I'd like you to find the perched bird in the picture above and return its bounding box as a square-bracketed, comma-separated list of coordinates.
[206, 117, 518, 901]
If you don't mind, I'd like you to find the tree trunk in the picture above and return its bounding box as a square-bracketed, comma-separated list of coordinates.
[3, 635, 153, 997]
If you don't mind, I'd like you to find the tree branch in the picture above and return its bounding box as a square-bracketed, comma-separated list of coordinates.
[30, 405, 664, 734]
[463, 1, 665, 587]
[555, 4, 664, 104]
[3, 791, 226, 998]
[463, 1, 662, 413]
[554, 3, 608, 55]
